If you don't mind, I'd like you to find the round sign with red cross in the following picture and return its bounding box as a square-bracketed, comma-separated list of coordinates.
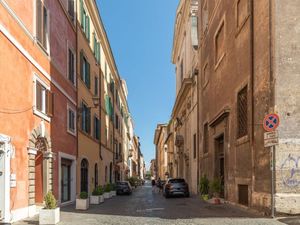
[263, 113, 280, 132]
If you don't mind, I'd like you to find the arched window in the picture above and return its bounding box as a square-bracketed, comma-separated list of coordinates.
[105, 166, 108, 183]
[81, 159, 89, 192]
[94, 163, 98, 188]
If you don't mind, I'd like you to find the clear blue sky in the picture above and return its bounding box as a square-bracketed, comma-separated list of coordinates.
[97, 0, 179, 169]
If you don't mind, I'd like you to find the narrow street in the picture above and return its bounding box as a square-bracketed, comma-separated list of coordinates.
[14, 182, 287, 225]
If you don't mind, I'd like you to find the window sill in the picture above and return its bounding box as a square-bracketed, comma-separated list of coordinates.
[67, 129, 77, 137]
[33, 108, 51, 122]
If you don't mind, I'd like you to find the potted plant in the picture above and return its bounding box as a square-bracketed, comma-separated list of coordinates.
[110, 183, 116, 197]
[39, 192, 60, 225]
[210, 178, 222, 204]
[90, 186, 104, 204]
[76, 192, 89, 210]
[103, 184, 111, 199]
[199, 175, 209, 201]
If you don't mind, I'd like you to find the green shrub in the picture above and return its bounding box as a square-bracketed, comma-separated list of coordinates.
[44, 192, 57, 209]
[92, 186, 104, 196]
[111, 183, 116, 191]
[199, 175, 209, 195]
[104, 183, 111, 192]
[209, 178, 221, 197]
[126, 177, 138, 187]
[80, 192, 88, 199]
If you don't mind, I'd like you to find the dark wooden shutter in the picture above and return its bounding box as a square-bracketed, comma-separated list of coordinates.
[87, 108, 91, 133]
[46, 90, 54, 117]
[36, 81, 42, 111]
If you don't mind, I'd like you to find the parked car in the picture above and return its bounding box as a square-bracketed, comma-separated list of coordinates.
[116, 181, 132, 195]
[163, 178, 190, 198]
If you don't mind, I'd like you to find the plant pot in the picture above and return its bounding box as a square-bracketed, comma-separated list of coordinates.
[99, 195, 104, 203]
[39, 207, 60, 225]
[213, 197, 221, 205]
[76, 199, 89, 210]
[110, 191, 116, 197]
[103, 192, 110, 199]
[90, 195, 100, 205]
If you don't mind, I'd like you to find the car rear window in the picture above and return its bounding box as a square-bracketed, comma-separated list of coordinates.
[169, 179, 185, 183]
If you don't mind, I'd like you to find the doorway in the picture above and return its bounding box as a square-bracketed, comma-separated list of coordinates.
[35, 151, 44, 204]
[61, 159, 72, 203]
[80, 159, 89, 193]
[0, 142, 5, 220]
[215, 135, 225, 198]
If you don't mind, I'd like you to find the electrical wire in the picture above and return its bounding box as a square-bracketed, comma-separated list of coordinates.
[0, 106, 33, 114]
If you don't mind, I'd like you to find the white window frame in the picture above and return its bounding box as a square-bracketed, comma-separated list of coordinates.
[67, 104, 76, 136]
[67, 41, 76, 86]
[33, 73, 51, 122]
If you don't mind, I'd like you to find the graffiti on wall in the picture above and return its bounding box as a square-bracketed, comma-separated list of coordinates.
[280, 154, 300, 187]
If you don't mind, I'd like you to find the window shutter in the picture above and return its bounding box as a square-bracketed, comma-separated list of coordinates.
[36, 81, 42, 111]
[87, 62, 90, 89]
[80, 0, 84, 27]
[81, 102, 84, 131]
[46, 90, 54, 117]
[68, 0, 75, 22]
[93, 34, 96, 55]
[97, 42, 100, 64]
[86, 16, 90, 42]
[87, 108, 91, 133]
[36, 0, 42, 43]
[80, 51, 83, 80]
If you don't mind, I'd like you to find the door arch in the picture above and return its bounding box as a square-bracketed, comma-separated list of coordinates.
[80, 159, 89, 193]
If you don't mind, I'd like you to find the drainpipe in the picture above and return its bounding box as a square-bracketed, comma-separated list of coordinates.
[249, 0, 255, 211]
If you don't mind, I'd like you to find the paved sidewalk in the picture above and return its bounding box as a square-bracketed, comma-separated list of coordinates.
[12, 185, 291, 225]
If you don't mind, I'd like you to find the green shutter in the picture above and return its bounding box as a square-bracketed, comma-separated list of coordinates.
[86, 16, 90, 42]
[105, 95, 110, 115]
[93, 33, 96, 55]
[87, 108, 91, 133]
[80, 0, 84, 27]
[80, 51, 83, 80]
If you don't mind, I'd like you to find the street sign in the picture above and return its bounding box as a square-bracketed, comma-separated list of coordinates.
[264, 138, 279, 147]
[263, 113, 280, 132]
[264, 131, 279, 147]
[264, 131, 278, 140]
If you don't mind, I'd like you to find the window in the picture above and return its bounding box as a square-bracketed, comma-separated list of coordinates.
[67, 106, 76, 135]
[115, 114, 119, 130]
[193, 133, 197, 159]
[202, 62, 209, 87]
[180, 60, 184, 83]
[215, 21, 225, 65]
[68, 0, 75, 22]
[94, 116, 100, 140]
[80, 51, 90, 88]
[36, 0, 49, 51]
[202, 1, 208, 33]
[35, 79, 53, 117]
[237, 0, 249, 28]
[94, 76, 99, 96]
[80, 0, 90, 41]
[93, 34, 101, 64]
[94, 164, 98, 188]
[203, 123, 209, 154]
[81, 102, 90, 133]
[68, 48, 75, 85]
[237, 86, 248, 138]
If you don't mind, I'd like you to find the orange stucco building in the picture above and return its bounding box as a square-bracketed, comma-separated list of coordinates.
[0, 0, 77, 222]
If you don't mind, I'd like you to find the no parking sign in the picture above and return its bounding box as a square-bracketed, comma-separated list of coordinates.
[263, 113, 280, 132]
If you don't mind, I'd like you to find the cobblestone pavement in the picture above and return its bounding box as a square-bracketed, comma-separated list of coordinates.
[13, 183, 292, 225]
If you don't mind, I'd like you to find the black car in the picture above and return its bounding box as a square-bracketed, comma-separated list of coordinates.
[116, 181, 132, 195]
[163, 178, 190, 198]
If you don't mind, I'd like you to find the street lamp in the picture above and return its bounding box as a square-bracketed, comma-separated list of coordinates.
[77, 96, 100, 115]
